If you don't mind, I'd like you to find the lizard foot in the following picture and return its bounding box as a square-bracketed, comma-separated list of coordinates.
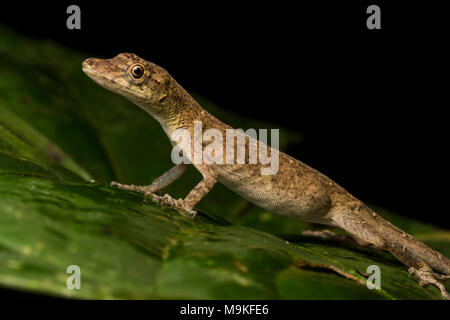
[433, 273, 450, 280]
[149, 192, 197, 218]
[409, 266, 450, 300]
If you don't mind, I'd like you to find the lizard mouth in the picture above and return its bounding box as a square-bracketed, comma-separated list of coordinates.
[81, 58, 101, 77]
[82, 58, 111, 83]
[82, 58, 150, 104]
[82, 58, 129, 95]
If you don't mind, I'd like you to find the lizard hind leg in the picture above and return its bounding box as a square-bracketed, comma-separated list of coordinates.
[330, 203, 387, 250]
[301, 229, 370, 246]
[330, 202, 450, 299]
[385, 233, 450, 299]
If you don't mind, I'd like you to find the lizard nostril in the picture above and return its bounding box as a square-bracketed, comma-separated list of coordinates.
[83, 58, 95, 67]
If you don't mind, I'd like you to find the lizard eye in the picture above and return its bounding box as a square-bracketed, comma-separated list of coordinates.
[130, 64, 145, 79]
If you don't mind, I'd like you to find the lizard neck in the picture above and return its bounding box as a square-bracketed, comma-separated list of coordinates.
[136, 79, 226, 138]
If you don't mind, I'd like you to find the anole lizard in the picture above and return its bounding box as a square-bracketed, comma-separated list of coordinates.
[82, 53, 450, 299]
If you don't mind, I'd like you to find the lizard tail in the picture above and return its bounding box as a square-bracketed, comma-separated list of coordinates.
[331, 202, 450, 275]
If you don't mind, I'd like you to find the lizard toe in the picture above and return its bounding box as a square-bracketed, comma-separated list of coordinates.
[409, 266, 450, 300]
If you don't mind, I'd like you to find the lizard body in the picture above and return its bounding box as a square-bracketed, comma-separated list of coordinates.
[82, 53, 450, 298]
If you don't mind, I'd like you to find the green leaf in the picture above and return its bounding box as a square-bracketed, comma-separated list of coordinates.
[0, 25, 448, 299]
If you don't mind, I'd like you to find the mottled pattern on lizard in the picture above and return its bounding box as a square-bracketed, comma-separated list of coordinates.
[83, 53, 450, 299]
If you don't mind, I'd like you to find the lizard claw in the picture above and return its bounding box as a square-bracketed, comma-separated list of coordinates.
[151, 193, 197, 218]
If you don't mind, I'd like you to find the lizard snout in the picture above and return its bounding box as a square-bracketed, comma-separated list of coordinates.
[82, 58, 99, 70]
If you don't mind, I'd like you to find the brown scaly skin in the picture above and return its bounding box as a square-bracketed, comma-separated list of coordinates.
[82, 53, 450, 299]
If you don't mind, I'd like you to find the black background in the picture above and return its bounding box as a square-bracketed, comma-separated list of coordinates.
[1, 1, 448, 227]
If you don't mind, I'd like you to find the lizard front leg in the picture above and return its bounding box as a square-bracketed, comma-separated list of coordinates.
[110, 163, 189, 194]
[152, 166, 218, 217]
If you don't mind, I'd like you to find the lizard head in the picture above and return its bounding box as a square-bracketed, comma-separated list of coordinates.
[82, 53, 172, 116]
